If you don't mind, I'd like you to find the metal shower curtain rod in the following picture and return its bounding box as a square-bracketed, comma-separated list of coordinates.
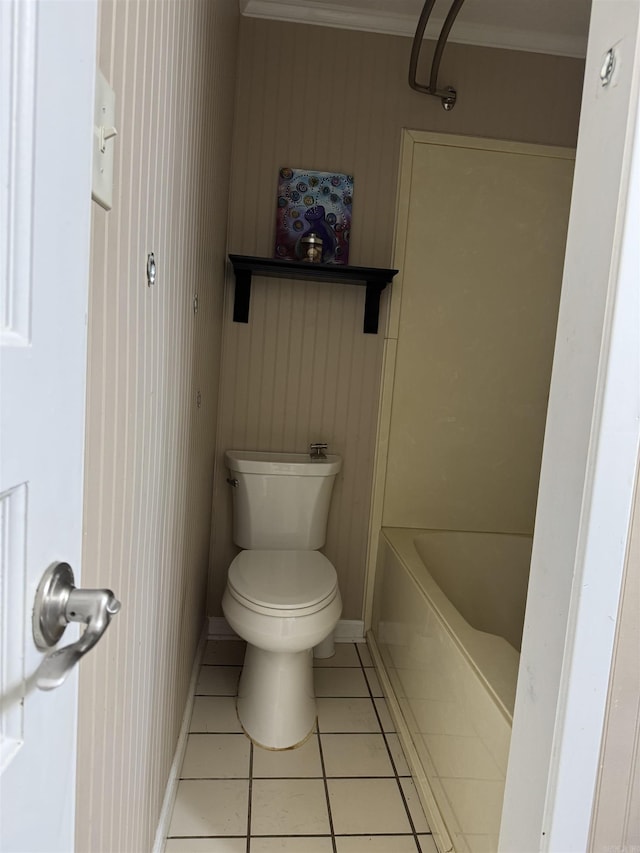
[409, 0, 466, 110]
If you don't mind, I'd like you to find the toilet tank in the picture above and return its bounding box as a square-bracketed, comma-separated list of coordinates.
[225, 450, 342, 550]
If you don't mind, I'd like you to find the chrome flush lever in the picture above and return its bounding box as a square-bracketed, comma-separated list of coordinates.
[33, 562, 121, 691]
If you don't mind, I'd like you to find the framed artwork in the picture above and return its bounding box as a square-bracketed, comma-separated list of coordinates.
[274, 167, 354, 265]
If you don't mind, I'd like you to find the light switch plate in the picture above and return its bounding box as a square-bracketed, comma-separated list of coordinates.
[91, 69, 116, 210]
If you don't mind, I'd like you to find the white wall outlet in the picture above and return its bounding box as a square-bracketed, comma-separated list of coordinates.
[91, 69, 117, 210]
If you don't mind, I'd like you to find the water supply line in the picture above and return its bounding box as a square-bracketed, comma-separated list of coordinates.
[409, 0, 466, 110]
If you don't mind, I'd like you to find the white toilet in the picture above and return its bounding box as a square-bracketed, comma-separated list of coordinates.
[221, 449, 342, 750]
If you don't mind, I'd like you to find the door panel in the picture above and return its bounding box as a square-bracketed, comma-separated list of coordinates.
[0, 1, 97, 849]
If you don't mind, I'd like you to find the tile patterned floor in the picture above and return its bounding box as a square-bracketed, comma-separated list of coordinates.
[166, 641, 438, 853]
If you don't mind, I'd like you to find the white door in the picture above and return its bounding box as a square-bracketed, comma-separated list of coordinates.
[0, 1, 98, 850]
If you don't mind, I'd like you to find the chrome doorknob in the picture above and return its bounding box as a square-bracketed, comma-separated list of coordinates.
[33, 562, 121, 691]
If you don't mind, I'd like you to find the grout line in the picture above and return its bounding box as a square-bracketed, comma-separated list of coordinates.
[179, 776, 251, 781]
[333, 833, 422, 838]
[169, 833, 422, 839]
[246, 740, 253, 853]
[316, 694, 375, 701]
[322, 772, 396, 779]
[249, 834, 335, 839]
[360, 649, 421, 844]
[189, 730, 244, 734]
[316, 718, 338, 853]
[387, 739, 420, 841]
[382, 730, 401, 777]
[355, 643, 368, 668]
[181, 774, 344, 781]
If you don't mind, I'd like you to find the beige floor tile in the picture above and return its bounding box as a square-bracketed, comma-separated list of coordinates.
[313, 643, 360, 667]
[417, 836, 439, 853]
[374, 698, 396, 732]
[203, 640, 246, 666]
[335, 836, 419, 852]
[196, 666, 241, 696]
[165, 839, 246, 853]
[251, 779, 330, 835]
[386, 733, 411, 776]
[328, 779, 412, 835]
[364, 668, 383, 697]
[321, 733, 394, 777]
[181, 734, 250, 779]
[190, 696, 242, 733]
[250, 837, 334, 852]
[252, 734, 322, 778]
[314, 668, 370, 697]
[317, 698, 381, 733]
[168, 780, 248, 837]
[356, 644, 373, 667]
[400, 778, 430, 833]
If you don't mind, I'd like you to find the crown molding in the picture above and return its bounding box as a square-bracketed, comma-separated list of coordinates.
[239, 0, 588, 59]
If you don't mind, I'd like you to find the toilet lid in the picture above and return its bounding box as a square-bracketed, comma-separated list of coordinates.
[227, 550, 338, 611]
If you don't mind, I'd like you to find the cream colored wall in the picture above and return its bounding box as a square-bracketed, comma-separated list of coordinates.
[383, 133, 574, 534]
[76, 2, 239, 852]
[209, 16, 584, 620]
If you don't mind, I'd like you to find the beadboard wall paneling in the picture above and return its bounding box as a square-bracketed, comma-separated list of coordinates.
[209, 17, 584, 620]
[75, 3, 239, 852]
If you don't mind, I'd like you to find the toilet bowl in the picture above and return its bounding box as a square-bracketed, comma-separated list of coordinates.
[221, 449, 342, 749]
[222, 550, 341, 748]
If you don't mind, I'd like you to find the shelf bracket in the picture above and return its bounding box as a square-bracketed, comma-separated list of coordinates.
[233, 269, 251, 324]
[364, 283, 385, 334]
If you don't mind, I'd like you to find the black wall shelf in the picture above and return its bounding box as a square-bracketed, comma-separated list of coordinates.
[229, 255, 398, 334]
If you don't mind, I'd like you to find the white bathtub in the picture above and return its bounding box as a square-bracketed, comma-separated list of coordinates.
[370, 527, 532, 853]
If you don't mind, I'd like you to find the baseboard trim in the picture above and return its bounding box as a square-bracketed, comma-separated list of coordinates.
[208, 615, 239, 638]
[152, 626, 207, 853]
[208, 616, 365, 642]
[333, 619, 365, 642]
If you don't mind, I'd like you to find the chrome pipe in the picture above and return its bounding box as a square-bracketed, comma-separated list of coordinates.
[408, 0, 438, 95]
[429, 0, 466, 94]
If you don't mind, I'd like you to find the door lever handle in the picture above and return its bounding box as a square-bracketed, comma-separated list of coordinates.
[33, 562, 121, 691]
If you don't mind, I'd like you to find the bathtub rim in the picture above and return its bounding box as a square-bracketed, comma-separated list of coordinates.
[379, 526, 523, 720]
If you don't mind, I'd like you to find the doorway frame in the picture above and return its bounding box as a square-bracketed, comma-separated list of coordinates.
[27, 0, 637, 848]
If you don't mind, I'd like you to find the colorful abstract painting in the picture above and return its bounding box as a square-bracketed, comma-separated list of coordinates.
[274, 168, 353, 265]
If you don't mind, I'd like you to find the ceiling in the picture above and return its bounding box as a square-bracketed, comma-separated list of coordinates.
[240, 0, 592, 58]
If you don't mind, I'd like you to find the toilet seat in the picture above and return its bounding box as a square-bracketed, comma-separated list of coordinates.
[227, 550, 338, 617]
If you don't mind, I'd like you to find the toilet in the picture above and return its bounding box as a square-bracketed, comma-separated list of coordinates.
[221, 449, 342, 750]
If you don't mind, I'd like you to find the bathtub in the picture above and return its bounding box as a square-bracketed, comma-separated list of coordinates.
[369, 527, 532, 853]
